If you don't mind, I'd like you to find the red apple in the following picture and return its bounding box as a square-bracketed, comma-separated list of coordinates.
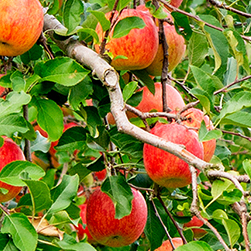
[94, 169, 107, 181]
[86, 187, 147, 247]
[0, 137, 25, 202]
[108, 82, 185, 124]
[0, 0, 44, 57]
[76, 203, 95, 243]
[143, 123, 204, 188]
[183, 216, 207, 238]
[95, 8, 159, 70]
[155, 237, 183, 250]
[180, 108, 216, 162]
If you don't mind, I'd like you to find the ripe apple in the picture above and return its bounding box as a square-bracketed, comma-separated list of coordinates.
[169, 0, 183, 8]
[94, 168, 107, 181]
[155, 237, 183, 250]
[76, 203, 95, 243]
[180, 108, 216, 162]
[145, 22, 186, 76]
[86, 187, 147, 247]
[0, 137, 26, 202]
[95, 8, 159, 70]
[143, 123, 204, 188]
[183, 216, 207, 238]
[108, 82, 185, 124]
[0, 0, 44, 57]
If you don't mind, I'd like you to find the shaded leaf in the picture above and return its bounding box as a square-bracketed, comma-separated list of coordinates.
[101, 175, 133, 219]
[175, 241, 214, 251]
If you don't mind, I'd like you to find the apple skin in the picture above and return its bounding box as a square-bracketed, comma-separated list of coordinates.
[143, 123, 204, 188]
[0, 0, 44, 57]
[95, 8, 159, 70]
[180, 108, 216, 162]
[86, 187, 147, 247]
[94, 169, 107, 181]
[183, 216, 207, 238]
[155, 237, 183, 251]
[170, 0, 183, 8]
[0, 137, 25, 202]
[108, 82, 185, 124]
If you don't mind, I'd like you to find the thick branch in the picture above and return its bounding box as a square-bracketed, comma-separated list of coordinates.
[43, 10, 215, 174]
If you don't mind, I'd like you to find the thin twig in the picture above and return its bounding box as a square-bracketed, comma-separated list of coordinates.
[23, 105, 32, 162]
[189, 166, 231, 251]
[221, 129, 251, 142]
[208, 0, 251, 18]
[157, 193, 187, 244]
[159, 0, 251, 42]
[151, 198, 176, 250]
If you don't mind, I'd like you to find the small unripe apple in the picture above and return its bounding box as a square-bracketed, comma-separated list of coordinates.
[0, 0, 44, 56]
[143, 123, 204, 188]
[155, 237, 183, 251]
[0, 137, 26, 202]
[107, 82, 185, 124]
[86, 187, 147, 247]
[95, 8, 159, 70]
[180, 108, 216, 162]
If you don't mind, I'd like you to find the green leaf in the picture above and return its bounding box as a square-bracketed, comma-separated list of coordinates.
[190, 65, 223, 96]
[109, 126, 143, 159]
[48, 174, 79, 215]
[215, 91, 251, 125]
[222, 219, 240, 248]
[144, 198, 166, 251]
[0, 161, 45, 186]
[0, 91, 31, 118]
[198, 121, 222, 142]
[211, 178, 232, 199]
[32, 97, 64, 141]
[222, 189, 242, 204]
[34, 57, 90, 87]
[69, 76, 93, 110]
[175, 241, 214, 251]
[76, 27, 100, 43]
[212, 209, 228, 224]
[123, 81, 138, 102]
[23, 180, 53, 213]
[56, 233, 96, 251]
[223, 28, 249, 74]
[221, 111, 251, 127]
[1, 213, 38, 251]
[30, 131, 51, 153]
[63, 0, 84, 34]
[0, 114, 29, 137]
[199, 15, 229, 76]
[113, 16, 145, 39]
[0, 233, 9, 250]
[247, 221, 251, 242]
[20, 44, 43, 65]
[243, 159, 251, 180]
[55, 126, 87, 152]
[188, 32, 208, 67]
[88, 10, 110, 32]
[101, 175, 133, 219]
[10, 71, 26, 92]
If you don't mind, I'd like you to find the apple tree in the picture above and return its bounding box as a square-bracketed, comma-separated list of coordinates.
[0, 0, 251, 250]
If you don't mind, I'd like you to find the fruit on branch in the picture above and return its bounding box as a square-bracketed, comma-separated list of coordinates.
[183, 216, 207, 238]
[155, 237, 183, 250]
[76, 203, 95, 243]
[107, 82, 185, 124]
[95, 8, 159, 70]
[145, 22, 186, 76]
[86, 187, 147, 247]
[0, 137, 26, 202]
[179, 108, 216, 162]
[143, 123, 204, 188]
[0, 0, 44, 57]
